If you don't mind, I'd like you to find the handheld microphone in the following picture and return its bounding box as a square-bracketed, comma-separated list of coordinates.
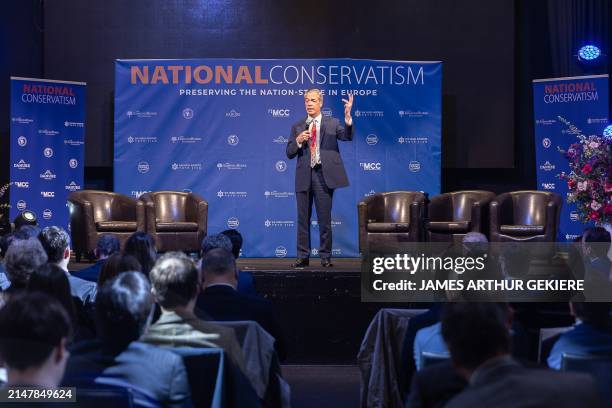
[304, 116, 313, 131]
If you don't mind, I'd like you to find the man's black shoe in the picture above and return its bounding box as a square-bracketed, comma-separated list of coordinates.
[321, 258, 334, 267]
[291, 258, 309, 268]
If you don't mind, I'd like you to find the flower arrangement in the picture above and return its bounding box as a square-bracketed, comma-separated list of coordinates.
[0, 182, 11, 214]
[557, 117, 611, 224]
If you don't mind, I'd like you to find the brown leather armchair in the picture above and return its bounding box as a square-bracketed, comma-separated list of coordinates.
[358, 191, 426, 254]
[426, 190, 495, 243]
[139, 191, 207, 252]
[490, 191, 563, 242]
[67, 190, 145, 261]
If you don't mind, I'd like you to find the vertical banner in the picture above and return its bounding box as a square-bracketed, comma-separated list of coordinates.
[533, 74, 609, 241]
[10, 77, 86, 231]
[115, 59, 441, 257]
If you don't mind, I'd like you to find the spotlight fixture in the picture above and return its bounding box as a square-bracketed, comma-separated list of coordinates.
[13, 210, 38, 229]
[577, 44, 602, 62]
[604, 124, 612, 139]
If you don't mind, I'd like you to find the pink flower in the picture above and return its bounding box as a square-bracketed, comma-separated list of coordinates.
[605, 204, 612, 214]
[591, 201, 603, 211]
[577, 181, 588, 191]
[588, 141, 600, 149]
[589, 211, 600, 221]
[581, 163, 592, 174]
[606, 183, 612, 193]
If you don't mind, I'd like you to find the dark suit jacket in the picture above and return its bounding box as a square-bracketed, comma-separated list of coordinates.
[195, 285, 286, 360]
[63, 339, 192, 408]
[405, 361, 467, 408]
[286, 116, 353, 192]
[72, 259, 105, 282]
[445, 357, 603, 408]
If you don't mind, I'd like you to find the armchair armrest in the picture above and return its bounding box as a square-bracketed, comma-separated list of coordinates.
[187, 193, 208, 235]
[139, 193, 158, 234]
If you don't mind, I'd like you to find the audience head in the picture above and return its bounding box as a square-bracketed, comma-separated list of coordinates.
[201, 248, 237, 288]
[0, 292, 71, 387]
[28, 263, 76, 321]
[124, 232, 157, 276]
[38, 226, 71, 269]
[582, 226, 611, 259]
[200, 233, 232, 257]
[0, 231, 29, 259]
[4, 238, 48, 290]
[150, 252, 200, 309]
[95, 235, 121, 260]
[221, 229, 243, 259]
[462, 232, 489, 257]
[17, 224, 41, 239]
[570, 302, 611, 330]
[95, 271, 153, 349]
[98, 253, 142, 287]
[441, 303, 512, 377]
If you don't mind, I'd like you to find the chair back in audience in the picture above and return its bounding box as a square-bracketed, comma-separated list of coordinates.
[537, 326, 572, 363]
[420, 351, 450, 369]
[561, 353, 612, 407]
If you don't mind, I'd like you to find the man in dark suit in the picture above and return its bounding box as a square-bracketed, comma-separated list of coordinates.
[441, 303, 603, 408]
[72, 235, 120, 282]
[195, 248, 286, 361]
[286, 89, 354, 268]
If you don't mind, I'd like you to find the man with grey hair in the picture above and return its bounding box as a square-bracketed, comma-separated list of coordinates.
[38, 226, 97, 304]
[142, 251, 247, 373]
[3, 238, 48, 293]
[286, 89, 354, 268]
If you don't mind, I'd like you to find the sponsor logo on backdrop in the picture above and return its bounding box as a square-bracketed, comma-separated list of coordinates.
[398, 136, 428, 144]
[128, 136, 158, 144]
[216, 162, 246, 171]
[273, 136, 289, 144]
[227, 135, 239, 146]
[41, 191, 55, 198]
[539, 161, 555, 171]
[366, 134, 378, 145]
[275, 161, 288, 172]
[17, 200, 27, 210]
[40, 170, 57, 181]
[535, 118, 556, 125]
[264, 191, 294, 199]
[43, 147, 53, 157]
[360, 162, 382, 171]
[171, 136, 202, 144]
[171, 162, 202, 171]
[565, 234, 580, 241]
[227, 217, 240, 229]
[225, 109, 241, 118]
[42, 209, 52, 220]
[365, 190, 376, 197]
[409, 161, 421, 172]
[38, 129, 60, 136]
[14, 181, 29, 188]
[182, 108, 194, 119]
[264, 219, 295, 228]
[17, 136, 27, 147]
[570, 211, 579, 222]
[65, 181, 81, 191]
[217, 190, 248, 198]
[69, 159, 78, 169]
[64, 139, 84, 146]
[311, 248, 342, 256]
[399, 110, 429, 118]
[137, 161, 150, 174]
[126, 110, 158, 119]
[12, 117, 34, 124]
[542, 138, 551, 148]
[586, 117, 608, 124]
[64, 121, 84, 127]
[311, 220, 342, 228]
[275, 246, 288, 258]
[268, 108, 290, 118]
[131, 190, 151, 198]
[354, 110, 383, 118]
[541, 182, 556, 190]
[322, 107, 333, 117]
[14, 159, 31, 170]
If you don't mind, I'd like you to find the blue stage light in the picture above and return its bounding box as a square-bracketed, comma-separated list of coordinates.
[578, 45, 601, 61]
[604, 124, 612, 138]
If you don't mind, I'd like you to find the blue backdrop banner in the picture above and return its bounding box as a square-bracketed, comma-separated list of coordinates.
[10, 77, 86, 231]
[532, 74, 609, 241]
[114, 59, 442, 257]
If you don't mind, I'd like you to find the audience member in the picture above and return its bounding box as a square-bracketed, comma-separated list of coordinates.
[547, 302, 612, 370]
[142, 251, 247, 373]
[38, 226, 97, 304]
[124, 232, 157, 277]
[73, 235, 120, 282]
[0, 292, 71, 388]
[17, 224, 42, 239]
[2, 238, 48, 301]
[196, 248, 286, 360]
[0, 230, 32, 290]
[63, 272, 192, 407]
[582, 227, 611, 278]
[201, 232, 256, 296]
[441, 303, 602, 408]
[97, 253, 142, 286]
